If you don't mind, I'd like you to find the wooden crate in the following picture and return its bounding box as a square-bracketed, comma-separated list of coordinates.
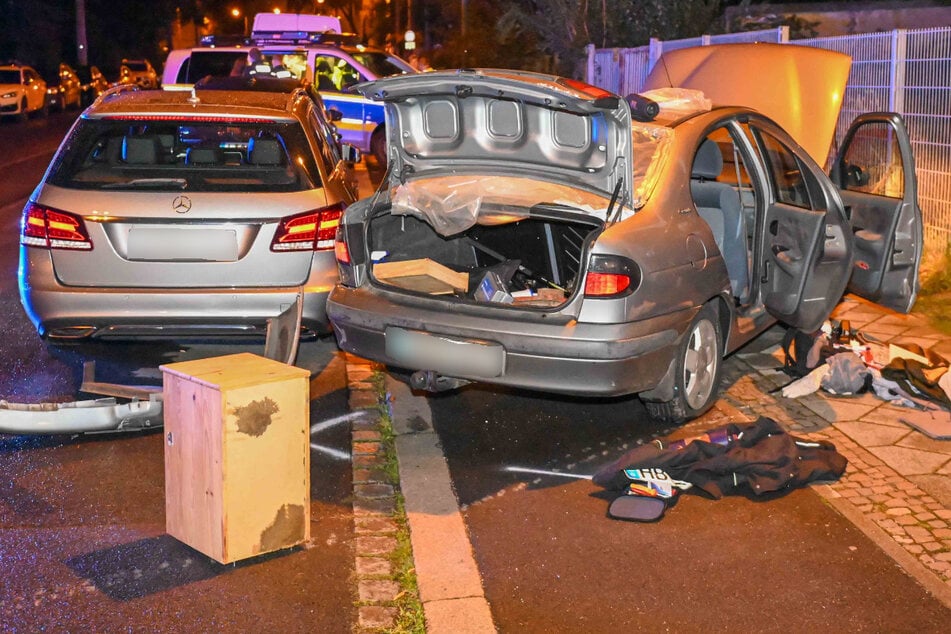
[374, 258, 468, 294]
[160, 352, 311, 564]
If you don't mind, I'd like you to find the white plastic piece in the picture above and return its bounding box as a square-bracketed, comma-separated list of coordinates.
[0, 395, 164, 435]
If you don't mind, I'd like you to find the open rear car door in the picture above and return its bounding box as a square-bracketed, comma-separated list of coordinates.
[831, 112, 923, 313]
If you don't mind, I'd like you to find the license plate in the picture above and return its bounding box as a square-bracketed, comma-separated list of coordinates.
[385, 327, 504, 378]
[127, 227, 238, 262]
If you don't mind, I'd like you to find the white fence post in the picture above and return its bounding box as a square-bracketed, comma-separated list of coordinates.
[889, 29, 907, 114]
[648, 38, 663, 72]
[585, 43, 595, 85]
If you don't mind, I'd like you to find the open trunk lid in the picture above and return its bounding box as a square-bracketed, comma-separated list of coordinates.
[356, 68, 634, 232]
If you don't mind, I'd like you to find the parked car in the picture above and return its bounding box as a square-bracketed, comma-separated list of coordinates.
[0, 61, 48, 120]
[161, 12, 415, 165]
[326, 47, 922, 423]
[118, 58, 159, 88]
[74, 64, 110, 106]
[19, 84, 360, 341]
[45, 63, 82, 111]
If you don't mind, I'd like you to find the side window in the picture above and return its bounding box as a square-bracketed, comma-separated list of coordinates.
[309, 110, 341, 166]
[313, 55, 364, 91]
[838, 121, 905, 198]
[756, 130, 812, 209]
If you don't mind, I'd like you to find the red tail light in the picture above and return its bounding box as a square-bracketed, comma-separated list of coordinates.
[584, 272, 631, 296]
[271, 203, 345, 252]
[21, 203, 93, 250]
[334, 226, 351, 264]
[583, 254, 640, 298]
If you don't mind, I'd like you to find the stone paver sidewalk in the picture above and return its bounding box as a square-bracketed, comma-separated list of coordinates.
[709, 295, 951, 598]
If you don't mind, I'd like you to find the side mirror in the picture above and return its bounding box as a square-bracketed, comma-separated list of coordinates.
[327, 107, 343, 122]
[341, 143, 361, 164]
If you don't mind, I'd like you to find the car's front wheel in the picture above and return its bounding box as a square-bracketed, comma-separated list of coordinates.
[645, 302, 723, 425]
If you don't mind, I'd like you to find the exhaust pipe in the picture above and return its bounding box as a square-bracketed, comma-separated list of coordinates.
[409, 370, 471, 393]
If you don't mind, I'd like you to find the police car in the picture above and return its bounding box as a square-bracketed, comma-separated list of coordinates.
[162, 13, 416, 165]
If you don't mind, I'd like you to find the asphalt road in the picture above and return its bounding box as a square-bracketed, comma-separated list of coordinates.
[0, 110, 356, 632]
[420, 359, 951, 631]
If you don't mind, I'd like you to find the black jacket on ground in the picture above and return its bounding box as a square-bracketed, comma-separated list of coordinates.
[593, 417, 847, 499]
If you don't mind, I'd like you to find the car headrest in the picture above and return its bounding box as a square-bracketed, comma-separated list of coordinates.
[122, 136, 160, 164]
[186, 146, 223, 166]
[691, 139, 723, 181]
[248, 137, 283, 166]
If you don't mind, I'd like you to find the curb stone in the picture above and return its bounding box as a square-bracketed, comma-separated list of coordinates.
[344, 352, 407, 632]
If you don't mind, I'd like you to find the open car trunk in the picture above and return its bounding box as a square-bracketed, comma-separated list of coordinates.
[365, 205, 604, 310]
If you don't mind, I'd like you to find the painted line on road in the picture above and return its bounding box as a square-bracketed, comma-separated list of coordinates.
[310, 410, 366, 435]
[504, 466, 593, 480]
[9, 147, 60, 168]
[310, 443, 350, 460]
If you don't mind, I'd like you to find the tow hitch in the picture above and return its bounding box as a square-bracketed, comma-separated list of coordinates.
[409, 370, 471, 392]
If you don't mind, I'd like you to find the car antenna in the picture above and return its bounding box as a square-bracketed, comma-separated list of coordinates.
[661, 55, 673, 88]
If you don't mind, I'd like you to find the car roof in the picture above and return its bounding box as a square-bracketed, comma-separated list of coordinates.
[86, 88, 300, 119]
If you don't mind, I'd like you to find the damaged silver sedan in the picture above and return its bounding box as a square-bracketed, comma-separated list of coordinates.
[327, 45, 922, 423]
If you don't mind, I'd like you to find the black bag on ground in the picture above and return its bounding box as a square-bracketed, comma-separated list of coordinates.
[781, 327, 834, 378]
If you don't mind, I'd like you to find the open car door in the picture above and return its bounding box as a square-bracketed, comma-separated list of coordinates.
[750, 120, 853, 333]
[831, 113, 922, 313]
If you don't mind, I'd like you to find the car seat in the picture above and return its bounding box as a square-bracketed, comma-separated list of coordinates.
[248, 137, 284, 166]
[690, 139, 750, 304]
[121, 136, 162, 164]
[185, 146, 223, 166]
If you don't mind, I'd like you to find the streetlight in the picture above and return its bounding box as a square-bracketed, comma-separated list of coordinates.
[231, 7, 249, 35]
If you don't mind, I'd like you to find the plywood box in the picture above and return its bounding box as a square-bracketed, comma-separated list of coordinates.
[160, 352, 311, 564]
[374, 258, 468, 295]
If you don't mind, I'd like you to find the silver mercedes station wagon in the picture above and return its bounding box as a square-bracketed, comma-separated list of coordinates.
[20, 84, 359, 341]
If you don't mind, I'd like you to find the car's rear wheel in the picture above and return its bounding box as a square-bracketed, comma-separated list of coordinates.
[645, 302, 722, 425]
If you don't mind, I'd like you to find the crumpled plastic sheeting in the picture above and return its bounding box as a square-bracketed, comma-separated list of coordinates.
[641, 87, 712, 118]
[631, 124, 673, 209]
[390, 175, 618, 236]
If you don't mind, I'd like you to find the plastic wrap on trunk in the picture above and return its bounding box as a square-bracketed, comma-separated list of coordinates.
[391, 175, 615, 236]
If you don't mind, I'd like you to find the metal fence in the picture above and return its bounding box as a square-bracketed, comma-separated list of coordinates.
[586, 27, 951, 252]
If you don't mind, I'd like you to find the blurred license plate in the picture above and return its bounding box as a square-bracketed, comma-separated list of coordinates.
[127, 228, 238, 262]
[385, 327, 504, 378]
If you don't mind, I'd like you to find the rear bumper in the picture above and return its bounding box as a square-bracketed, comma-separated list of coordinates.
[20, 254, 334, 340]
[327, 285, 695, 397]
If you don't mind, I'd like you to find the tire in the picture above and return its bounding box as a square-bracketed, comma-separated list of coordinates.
[16, 99, 28, 123]
[40, 98, 50, 118]
[370, 127, 387, 167]
[644, 302, 723, 425]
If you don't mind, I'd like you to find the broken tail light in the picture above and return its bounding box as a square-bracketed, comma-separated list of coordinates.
[271, 203, 345, 252]
[20, 203, 93, 250]
[584, 254, 640, 298]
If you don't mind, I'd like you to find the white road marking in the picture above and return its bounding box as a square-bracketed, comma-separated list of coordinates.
[504, 466, 593, 480]
[310, 410, 366, 435]
[310, 443, 350, 460]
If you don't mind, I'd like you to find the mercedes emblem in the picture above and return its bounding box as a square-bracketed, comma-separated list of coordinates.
[172, 195, 192, 214]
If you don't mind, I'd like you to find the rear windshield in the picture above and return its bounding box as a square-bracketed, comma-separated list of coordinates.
[179, 51, 248, 83]
[47, 117, 321, 192]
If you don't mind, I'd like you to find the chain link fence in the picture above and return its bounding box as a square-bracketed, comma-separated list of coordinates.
[586, 27, 951, 252]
